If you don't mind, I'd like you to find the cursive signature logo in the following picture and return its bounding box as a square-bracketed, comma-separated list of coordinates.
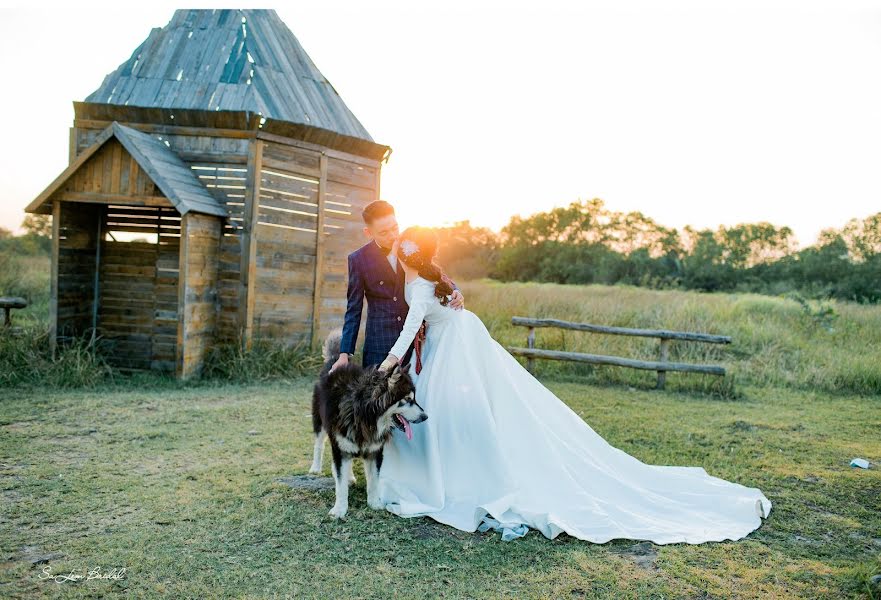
[38, 565, 127, 583]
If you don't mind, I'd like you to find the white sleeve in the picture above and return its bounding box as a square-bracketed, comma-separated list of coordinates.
[388, 285, 434, 360]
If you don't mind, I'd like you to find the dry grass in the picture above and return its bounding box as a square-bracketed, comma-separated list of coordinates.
[462, 279, 881, 395]
[1, 380, 878, 598]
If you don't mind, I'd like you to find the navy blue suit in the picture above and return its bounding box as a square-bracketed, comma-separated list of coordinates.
[339, 240, 457, 368]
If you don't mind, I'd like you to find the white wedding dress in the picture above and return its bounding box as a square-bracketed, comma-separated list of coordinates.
[376, 276, 772, 544]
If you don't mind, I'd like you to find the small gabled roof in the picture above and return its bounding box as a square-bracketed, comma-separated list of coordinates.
[26, 122, 227, 217]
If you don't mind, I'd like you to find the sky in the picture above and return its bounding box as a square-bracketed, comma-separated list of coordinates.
[0, 0, 879, 247]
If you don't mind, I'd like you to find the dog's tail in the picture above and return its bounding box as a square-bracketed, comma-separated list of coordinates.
[322, 327, 344, 362]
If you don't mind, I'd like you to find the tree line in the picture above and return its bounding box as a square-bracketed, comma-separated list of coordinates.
[434, 199, 881, 304]
[4, 203, 880, 304]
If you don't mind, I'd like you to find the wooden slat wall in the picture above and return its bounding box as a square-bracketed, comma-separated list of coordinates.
[97, 206, 181, 372]
[252, 141, 321, 345]
[68, 123, 382, 367]
[56, 202, 100, 340]
[177, 213, 221, 378]
[153, 209, 181, 371]
[189, 162, 247, 341]
[76, 128, 249, 163]
[74, 127, 247, 343]
[249, 140, 378, 347]
[313, 158, 377, 344]
[63, 138, 156, 197]
[57, 137, 174, 210]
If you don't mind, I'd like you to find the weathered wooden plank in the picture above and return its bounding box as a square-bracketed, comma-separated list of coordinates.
[49, 201, 60, 355]
[257, 208, 317, 231]
[260, 141, 321, 175]
[257, 194, 318, 216]
[256, 130, 384, 167]
[510, 317, 733, 344]
[176, 213, 190, 377]
[59, 192, 172, 208]
[657, 338, 671, 389]
[253, 268, 315, 292]
[74, 119, 257, 140]
[253, 222, 317, 253]
[69, 127, 78, 163]
[506, 347, 727, 376]
[311, 154, 328, 348]
[104, 214, 180, 228]
[240, 139, 263, 349]
[324, 179, 373, 214]
[260, 169, 319, 200]
[326, 156, 376, 189]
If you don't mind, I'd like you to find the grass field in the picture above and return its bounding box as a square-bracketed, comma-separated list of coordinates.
[1, 272, 880, 598]
[1, 379, 879, 598]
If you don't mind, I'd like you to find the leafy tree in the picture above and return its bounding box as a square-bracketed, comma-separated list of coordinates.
[21, 214, 51, 237]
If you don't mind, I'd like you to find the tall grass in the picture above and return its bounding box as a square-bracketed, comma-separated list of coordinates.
[202, 337, 325, 381]
[0, 325, 111, 388]
[462, 279, 881, 396]
[0, 252, 49, 310]
[3, 236, 879, 396]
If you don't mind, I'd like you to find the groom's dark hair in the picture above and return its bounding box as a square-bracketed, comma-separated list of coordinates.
[362, 200, 395, 225]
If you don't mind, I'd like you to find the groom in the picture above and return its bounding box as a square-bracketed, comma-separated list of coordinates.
[330, 200, 465, 373]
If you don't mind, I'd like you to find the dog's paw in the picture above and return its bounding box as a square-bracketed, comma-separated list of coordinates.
[348, 474, 357, 484]
[328, 505, 348, 519]
[308, 465, 322, 475]
[367, 496, 384, 510]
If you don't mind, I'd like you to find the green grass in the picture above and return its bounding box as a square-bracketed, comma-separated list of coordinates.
[462, 279, 881, 396]
[1, 379, 879, 598]
[2, 253, 880, 396]
[2, 268, 880, 596]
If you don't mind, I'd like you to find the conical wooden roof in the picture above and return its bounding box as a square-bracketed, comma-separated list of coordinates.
[85, 9, 374, 142]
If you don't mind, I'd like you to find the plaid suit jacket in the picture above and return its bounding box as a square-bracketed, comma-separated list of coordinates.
[339, 240, 457, 368]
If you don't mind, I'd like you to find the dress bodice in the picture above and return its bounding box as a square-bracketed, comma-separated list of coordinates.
[388, 277, 456, 359]
[404, 277, 456, 326]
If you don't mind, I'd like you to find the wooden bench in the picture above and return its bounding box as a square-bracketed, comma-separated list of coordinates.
[0, 297, 28, 327]
[508, 317, 731, 389]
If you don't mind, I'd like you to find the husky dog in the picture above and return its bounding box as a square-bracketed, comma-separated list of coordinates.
[310, 329, 428, 519]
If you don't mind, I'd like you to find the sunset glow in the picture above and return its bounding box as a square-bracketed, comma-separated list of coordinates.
[1, 0, 879, 248]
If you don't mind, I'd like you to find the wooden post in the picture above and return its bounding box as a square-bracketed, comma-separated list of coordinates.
[310, 154, 328, 349]
[657, 338, 670, 390]
[176, 213, 190, 378]
[526, 326, 536, 374]
[90, 208, 103, 344]
[240, 139, 264, 351]
[374, 154, 382, 201]
[68, 126, 78, 164]
[49, 201, 61, 358]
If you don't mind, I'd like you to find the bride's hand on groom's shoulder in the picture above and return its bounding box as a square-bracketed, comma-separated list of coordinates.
[449, 289, 465, 310]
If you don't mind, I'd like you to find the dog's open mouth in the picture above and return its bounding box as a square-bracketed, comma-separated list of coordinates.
[394, 414, 413, 440]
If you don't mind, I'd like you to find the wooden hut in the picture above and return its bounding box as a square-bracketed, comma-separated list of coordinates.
[25, 9, 390, 378]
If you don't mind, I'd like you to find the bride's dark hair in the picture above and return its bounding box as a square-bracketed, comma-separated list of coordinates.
[396, 226, 455, 306]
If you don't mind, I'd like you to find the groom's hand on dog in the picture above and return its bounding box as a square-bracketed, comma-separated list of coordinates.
[329, 353, 349, 374]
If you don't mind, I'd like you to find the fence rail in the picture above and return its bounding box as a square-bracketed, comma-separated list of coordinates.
[508, 316, 731, 389]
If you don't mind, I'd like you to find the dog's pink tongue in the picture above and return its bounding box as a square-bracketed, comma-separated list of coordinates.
[403, 418, 412, 441]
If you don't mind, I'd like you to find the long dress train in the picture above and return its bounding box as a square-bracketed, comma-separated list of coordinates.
[376, 277, 771, 543]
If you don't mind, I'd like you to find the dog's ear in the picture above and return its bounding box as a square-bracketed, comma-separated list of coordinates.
[400, 362, 411, 374]
[387, 362, 404, 387]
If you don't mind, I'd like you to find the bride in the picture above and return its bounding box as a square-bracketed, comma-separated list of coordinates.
[374, 226, 772, 544]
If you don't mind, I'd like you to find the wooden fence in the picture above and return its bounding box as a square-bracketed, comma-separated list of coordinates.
[507, 317, 731, 389]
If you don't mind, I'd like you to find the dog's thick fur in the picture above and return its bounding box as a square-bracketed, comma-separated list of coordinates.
[310, 328, 427, 519]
